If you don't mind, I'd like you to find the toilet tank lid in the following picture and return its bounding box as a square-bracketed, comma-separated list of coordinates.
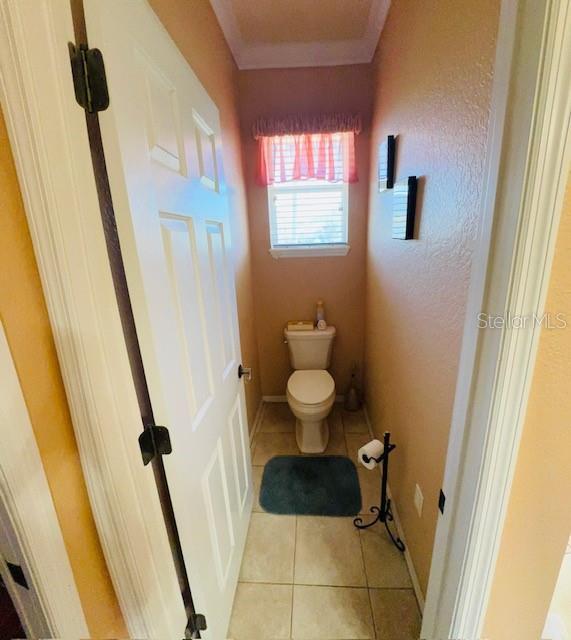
[284, 326, 336, 340]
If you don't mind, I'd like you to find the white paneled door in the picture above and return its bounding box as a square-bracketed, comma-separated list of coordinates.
[83, 1, 252, 637]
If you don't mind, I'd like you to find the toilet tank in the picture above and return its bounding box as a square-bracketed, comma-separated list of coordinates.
[284, 326, 336, 370]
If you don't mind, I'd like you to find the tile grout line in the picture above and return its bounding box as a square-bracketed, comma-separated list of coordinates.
[357, 511, 377, 640]
[237, 579, 417, 591]
[290, 515, 298, 639]
[238, 580, 414, 593]
[348, 409, 378, 640]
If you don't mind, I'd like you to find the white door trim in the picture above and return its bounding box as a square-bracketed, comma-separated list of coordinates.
[422, 0, 571, 637]
[0, 321, 88, 639]
[0, 0, 184, 637]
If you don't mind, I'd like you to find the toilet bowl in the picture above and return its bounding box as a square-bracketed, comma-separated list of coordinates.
[287, 369, 335, 453]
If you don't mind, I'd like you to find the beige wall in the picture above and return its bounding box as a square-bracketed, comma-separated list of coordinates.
[485, 174, 571, 640]
[149, 0, 262, 428]
[239, 66, 374, 396]
[365, 0, 500, 594]
[0, 108, 127, 638]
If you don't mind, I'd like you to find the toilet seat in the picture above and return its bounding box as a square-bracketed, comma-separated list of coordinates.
[287, 370, 335, 406]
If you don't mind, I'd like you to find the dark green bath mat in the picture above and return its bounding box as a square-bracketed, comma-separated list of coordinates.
[260, 455, 362, 516]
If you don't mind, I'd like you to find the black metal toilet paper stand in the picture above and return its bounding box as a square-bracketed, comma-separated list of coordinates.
[353, 431, 405, 553]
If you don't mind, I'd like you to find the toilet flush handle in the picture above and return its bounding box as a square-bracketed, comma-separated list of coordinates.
[238, 364, 252, 382]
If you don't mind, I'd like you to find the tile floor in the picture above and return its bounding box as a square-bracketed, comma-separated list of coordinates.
[228, 403, 421, 640]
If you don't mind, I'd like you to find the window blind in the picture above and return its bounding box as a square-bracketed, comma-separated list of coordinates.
[269, 182, 348, 247]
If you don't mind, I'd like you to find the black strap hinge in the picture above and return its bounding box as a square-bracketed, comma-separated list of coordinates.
[138, 425, 172, 466]
[68, 43, 109, 113]
[439, 489, 446, 514]
[185, 613, 207, 639]
[6, 562, 29, 590]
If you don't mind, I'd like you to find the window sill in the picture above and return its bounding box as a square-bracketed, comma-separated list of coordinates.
[269, 244, 351, 259]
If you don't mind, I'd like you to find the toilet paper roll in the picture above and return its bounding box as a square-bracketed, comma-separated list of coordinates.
[358, 439, 384, 470]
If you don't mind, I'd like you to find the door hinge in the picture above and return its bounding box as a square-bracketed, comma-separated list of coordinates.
[185, 613, 207, 639]
[6, 562, 29, 589]
[138, 425, 172, 466]
[68, 43, 109, 113]
[438, 489, 446, 514]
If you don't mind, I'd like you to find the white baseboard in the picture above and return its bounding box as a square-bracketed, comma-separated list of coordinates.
[386, 485, 426, 613]
[262, 394, 345, 403]
[249, 399, 265, 446]
[362, 405, 425, 613]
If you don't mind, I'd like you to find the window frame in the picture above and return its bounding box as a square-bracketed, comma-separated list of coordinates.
[267, 179, 350, 259]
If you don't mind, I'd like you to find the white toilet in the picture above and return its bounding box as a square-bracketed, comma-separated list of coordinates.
[284, 326, 336, 453]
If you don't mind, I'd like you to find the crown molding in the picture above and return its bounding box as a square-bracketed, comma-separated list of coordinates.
[210, 0, 390, 69]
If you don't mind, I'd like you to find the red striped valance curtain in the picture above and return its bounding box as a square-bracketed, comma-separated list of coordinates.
[254, 113, 361, 187]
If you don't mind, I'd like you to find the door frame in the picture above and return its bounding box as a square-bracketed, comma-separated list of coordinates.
[1, 2, 569, 640]
[0, 320, 88, 638]
[422, 0, 571, 637]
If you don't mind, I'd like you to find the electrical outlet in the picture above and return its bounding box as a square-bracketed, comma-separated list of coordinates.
[414, 484, 424, 517]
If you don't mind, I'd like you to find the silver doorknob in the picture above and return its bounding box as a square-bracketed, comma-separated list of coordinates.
[238, 364, 252, 382]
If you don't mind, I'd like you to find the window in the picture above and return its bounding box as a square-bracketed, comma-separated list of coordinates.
[268, 180, 349, 258]
[259, 131, 354, 258]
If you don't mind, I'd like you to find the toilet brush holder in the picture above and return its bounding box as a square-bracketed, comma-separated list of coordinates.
[344, 385, 361, 412]
[353, 431, 405, 552]
[344, 366, 362, 412]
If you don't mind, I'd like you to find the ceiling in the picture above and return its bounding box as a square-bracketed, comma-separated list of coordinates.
[209, 0, 391, 69]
